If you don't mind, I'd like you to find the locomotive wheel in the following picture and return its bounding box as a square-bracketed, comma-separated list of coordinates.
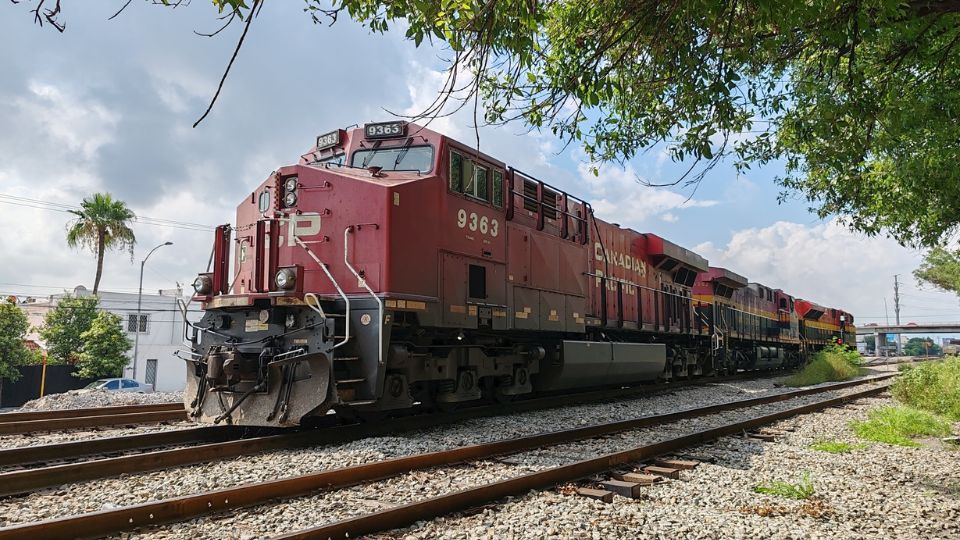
[488, 386, 517, 404]
[482, 376, 517, 404]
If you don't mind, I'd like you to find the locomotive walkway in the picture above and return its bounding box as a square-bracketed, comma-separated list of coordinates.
[0, 374, 893, 539]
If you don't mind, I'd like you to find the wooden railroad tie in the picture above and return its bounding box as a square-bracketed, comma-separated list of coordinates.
[600, 479, 643, 499]
[616, 472, 662, 485]
[576, 487, 614, 503]
[575, 459, 700, 503]
[642, 465, 681, 479]
[654, 458, 699, 470]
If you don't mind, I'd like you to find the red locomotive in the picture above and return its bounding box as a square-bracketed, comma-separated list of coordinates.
[185, 121, 856, 426]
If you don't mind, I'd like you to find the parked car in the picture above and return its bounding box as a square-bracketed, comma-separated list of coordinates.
[83, 378, 154, 393]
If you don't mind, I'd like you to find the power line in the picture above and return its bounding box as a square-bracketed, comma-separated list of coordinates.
[0, 282, 143, 291]
[0, 194, 217, 232]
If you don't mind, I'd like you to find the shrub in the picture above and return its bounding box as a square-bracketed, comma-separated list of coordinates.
[891, 358, 960, 420]
[785, 345, 861, 387]
[753, 472, 816, 500]
[850, 406, 951, 447]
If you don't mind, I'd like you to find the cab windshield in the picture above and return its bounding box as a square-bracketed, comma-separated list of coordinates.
[351, 145, 434, 173]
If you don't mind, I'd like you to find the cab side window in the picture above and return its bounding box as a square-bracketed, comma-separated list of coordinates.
[449, 151, 463, 192]
[449, 149, 502, 207]
[492, 171, 503, 207]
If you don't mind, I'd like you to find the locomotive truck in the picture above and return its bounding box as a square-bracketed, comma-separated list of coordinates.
[184, 121, 855, 426]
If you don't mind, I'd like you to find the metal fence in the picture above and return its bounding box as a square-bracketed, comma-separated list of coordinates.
[0, 365, 96, 407]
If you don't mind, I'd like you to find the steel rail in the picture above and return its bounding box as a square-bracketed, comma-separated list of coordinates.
[0, 402, 182, 424]
[0, 410, 188, 436]
[0, 375, 893, 539]
[0, 426, 244, 468]
[277, 383, 890, 540]
[0, 371, 769, 496]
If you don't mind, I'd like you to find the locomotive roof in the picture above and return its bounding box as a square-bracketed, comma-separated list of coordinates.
[704, 267, 749, 288]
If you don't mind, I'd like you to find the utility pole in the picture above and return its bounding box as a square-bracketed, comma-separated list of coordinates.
[894, 275, 902, 355]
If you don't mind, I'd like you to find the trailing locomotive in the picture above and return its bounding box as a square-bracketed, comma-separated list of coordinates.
[184, 121, 855, 426]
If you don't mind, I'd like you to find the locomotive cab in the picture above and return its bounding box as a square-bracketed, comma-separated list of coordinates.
[185, 121, 449, 426]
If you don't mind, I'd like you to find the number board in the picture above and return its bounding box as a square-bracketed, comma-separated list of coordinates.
[364, 122, 406, 139]
[316, 129, 342, 150]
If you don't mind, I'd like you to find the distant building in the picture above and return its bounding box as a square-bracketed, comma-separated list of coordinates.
[20, 286, 201, 392]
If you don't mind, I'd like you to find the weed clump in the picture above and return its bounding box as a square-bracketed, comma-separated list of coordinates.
[809, 440, 864, 454]
[850, 406, 952, 447]
[786, 345, 861, 387]
[891, 358, 960, 420]
[753, 472, 816, 500]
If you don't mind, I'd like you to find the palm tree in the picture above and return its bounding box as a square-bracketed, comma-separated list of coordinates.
[66, 193, 137, 295]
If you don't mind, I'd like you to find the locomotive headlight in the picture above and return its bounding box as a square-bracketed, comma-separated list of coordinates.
[275, 267, 297, 290]
[284, 177, 298, 192]
[193, 273, 213, 295]
[284, 191, 298, 207]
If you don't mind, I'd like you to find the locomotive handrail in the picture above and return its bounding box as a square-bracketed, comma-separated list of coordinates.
[293, 237, 351, 349]
[303, 293, 328, 318]
[344, 225, 385, 369]
[582, 272, 696, 300]
[507, 166, 589, 244]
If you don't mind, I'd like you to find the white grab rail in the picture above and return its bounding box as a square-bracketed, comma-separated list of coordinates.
[294, 237, 351, 349]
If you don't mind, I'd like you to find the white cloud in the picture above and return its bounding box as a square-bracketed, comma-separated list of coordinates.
[694, 219, 927, 322]
[15, 81, 119, 161]
[401, 60, 467, 141]
[579, 161, 718, 227]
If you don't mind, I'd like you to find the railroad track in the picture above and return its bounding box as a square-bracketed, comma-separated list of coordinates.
[0, 371, 769, 494]
[0, 425, 267, 469]
[0, 402, 186, 435]
[0, 374, 894, 539]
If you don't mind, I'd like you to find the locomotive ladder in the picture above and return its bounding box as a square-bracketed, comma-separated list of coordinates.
[293, 225, 385, 405]
[294, 236, 369, 405]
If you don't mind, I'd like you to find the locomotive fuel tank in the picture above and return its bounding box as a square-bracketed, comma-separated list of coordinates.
[534, 341, 667, 391]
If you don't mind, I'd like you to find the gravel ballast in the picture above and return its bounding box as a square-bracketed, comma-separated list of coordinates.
[17, 390, 183, 411]
[122, 381, 902, 539]
[0, 366, 932, 540]
[387, 395, 960, 540]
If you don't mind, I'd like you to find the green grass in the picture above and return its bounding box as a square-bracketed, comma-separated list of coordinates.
[753, 472, 815, 500]
[891, 358, 960, 421]
[785, 345, 862, 387]
[850, 406, 952, 447]
[809, 440, 865, 454]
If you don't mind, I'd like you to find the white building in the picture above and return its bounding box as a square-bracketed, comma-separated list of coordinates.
[21, 285, 201, 392]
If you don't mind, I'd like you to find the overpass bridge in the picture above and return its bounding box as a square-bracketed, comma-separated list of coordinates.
[855, 323, 960, 335]
[856, 323, 960, 355]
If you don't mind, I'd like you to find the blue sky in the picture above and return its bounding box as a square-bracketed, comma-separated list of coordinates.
[1, 1, 958, 327]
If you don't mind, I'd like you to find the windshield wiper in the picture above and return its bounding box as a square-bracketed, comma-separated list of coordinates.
[361, 141, 382, 168]
[393, 139, 413, 169]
